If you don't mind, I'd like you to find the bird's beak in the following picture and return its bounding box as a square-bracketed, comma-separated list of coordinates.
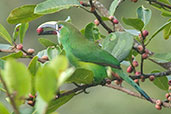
[36, 21, 58, 35]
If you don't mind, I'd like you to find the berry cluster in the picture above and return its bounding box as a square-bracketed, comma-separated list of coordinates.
[94, 16, 119, 26]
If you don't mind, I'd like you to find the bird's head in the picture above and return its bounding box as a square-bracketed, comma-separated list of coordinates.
[37, 21, 75, 41]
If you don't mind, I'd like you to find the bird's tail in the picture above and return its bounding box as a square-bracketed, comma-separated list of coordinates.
[112, 68, 152, 102]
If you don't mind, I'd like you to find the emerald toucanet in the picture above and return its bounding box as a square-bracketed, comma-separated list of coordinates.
[37, 21, 152, 102]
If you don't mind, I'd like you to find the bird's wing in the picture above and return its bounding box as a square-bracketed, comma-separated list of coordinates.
[71, 40, 121, 69]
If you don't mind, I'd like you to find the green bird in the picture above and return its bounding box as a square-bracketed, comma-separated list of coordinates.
[37, 21, 152, 102]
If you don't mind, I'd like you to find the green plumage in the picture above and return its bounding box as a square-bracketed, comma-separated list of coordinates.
[57, 21, 151, 102]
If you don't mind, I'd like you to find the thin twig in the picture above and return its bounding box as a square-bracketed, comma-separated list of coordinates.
[146, 0, 171, 10]
[105, 84, 171, 108]
[0, 71, 20, 114]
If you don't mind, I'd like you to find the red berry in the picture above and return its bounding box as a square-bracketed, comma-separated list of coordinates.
[145, 49, 150, 54]
[113, 19, 119, 24]
[29, 94, 35, 99]
[156, 100, 162, 106]
[132, 61, 139, 67]
[137, 45, 143, 52]
[80, 1, 83, 5]
[16, 44, 23, 50]
[36, 27, 43, 34]
[108, 16, 114, 20]
[142, 53, 148, 59]
[114, 80, 120, 85]
[94, 19, 100, 26]
[131, 0, 138, 3]
[142, 30, 149, 38]
[134, 79, 139, 83]
[127, 66, 133, 73]
[165, 93, 170, 99]
[169, 86, 171, 90]
[27, 48, 35, 54]
[135, 71, 141, 75]
[168, 80, 171, 86]
[106, 79, 112, 84]
[155, 104, 162, 110]
[140, 76, 145, 82]
[149, 75, 155, 81]
[41, 55, 49, 60]
[168, 96, 171, 101]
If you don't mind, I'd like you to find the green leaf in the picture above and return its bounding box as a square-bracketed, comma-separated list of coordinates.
[151, 3, 171, 16]
[19, 23, 29, 43]
[152, 70, 169, 91]
[7, 5, 42, 24]
[37, 49, 48, 58]
[38, 38, 57, 47]
[102, 32, 134, 62]
[35, 95, 48, 114]
[34, 0, 80, 15]
[109, 0, 120, 16]
[35, 66, 57, 102]
[3, 59, 31, 106]
[47, 47, 58, 60]
[57, 68, 75, 88]
[137, 6, 152, 26]
[28, 56, 39, 76]
[163, 21, 171, 39]
[150, 20, 171, 40]
[12, 24, 21, 42]
[0, 24, 12, 44]
[19, 104, 34, 114]
[122, 17, 144, 31]
[0, 102, 10, 114]
[48, 55, 68, 76]
[0, 59, 5, 69]
[67, 68, 93, 84]
[101, 17, 110, 21]
[150, 53, 171, 63]
[1, 51, 23, 60]
[0, 44, 11, 49]
[84, 23, 101, 41]
[47, 93, 74, 113]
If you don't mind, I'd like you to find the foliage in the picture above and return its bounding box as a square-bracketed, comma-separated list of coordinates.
[0, 0, 171, 114]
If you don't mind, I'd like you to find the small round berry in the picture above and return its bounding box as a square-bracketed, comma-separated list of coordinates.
[168, 96, 171, 101]
[127, 66, 133, 73]
[132, 61, 139, 67]
[131, 0, 138, 3]
[79, 1, 83, 5]
[165, 93, 170, 99]
[16, 44, 23, 50]
[29, 94, 35, 99]
[106, 79, 112, 84]
[145, 49, 150, 54]
[155, 104, 162, 110]
[27, 100, 34, 105]
[113, 19, 119, 24]
[142, 53, 148, 59]
[142, 30, 149, 38]
[149, 75, 155, 81]
[108, 16, 114, 20]
[168, 80, 171, 86]
[94, 19, 100, 26]
[156, 99, 162, 106]
[114, 80, 120, 85]
[140, 76, 145, 82]
[27, 48, 35, 54]
[134, 79, 139, 83]
[169, 86, 171, 90]
[36, 27, 43, 35]
[41, 55, 49, 60]
[137, 45, 143, 52]
[135, 71, 141, 75]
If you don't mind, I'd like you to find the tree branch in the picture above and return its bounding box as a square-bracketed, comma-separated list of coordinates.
[105, 84, 171, 108]
[146, 0, 171, 10]
[0, 71, 20, 114]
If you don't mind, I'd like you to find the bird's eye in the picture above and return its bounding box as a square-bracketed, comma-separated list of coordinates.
[58, 24, 63, 30]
